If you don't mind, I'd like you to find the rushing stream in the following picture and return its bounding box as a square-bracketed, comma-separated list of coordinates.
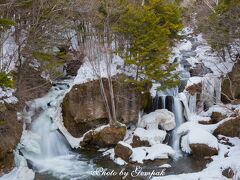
[2, 28, 221, 180]
[17, 79, 94, 179]
[8, 77, 209, 180]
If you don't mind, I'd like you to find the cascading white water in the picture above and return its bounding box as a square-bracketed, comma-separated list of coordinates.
[18, 79, 94, 179]
[171, 97, 185, 157]
[153, 92, 189, 157]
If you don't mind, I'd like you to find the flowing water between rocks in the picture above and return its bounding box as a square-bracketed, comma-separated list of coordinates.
[14, 79, 208, 180]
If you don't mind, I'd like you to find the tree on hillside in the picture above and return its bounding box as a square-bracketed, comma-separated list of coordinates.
[114, 0, 182, 91]
[199, 0, 240, 62]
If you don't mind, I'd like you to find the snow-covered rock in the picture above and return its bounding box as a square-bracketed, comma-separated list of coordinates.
[178, 122, 219, 156]
[139, 109, 176, 131]
[130, 144, 175, 164]
[133, 128, 167, 146]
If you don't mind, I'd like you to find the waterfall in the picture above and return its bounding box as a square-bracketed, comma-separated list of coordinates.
[18, 79, 93, 179]
[171, 97, 186, 157]
[152, 92, 189, 157]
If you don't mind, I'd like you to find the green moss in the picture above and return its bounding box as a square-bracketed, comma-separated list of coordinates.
[0, 120, 6, 126]
[0, 72, 14, 88]
[0, 18, 16, 30]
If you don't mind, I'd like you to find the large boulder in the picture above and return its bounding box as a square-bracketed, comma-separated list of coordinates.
[179, 124, 219, 158]
[80, 125, 126, 148]
[62, 77, 150, 137]
[189, 144, 218, 158]
[213, 116, 240, 137]
[114, 141, 133, 162]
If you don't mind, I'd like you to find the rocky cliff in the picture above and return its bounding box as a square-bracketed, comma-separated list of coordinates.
[62, 77, 151, 137]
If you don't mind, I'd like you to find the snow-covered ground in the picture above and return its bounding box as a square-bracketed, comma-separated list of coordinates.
[153, 135, 240, 180]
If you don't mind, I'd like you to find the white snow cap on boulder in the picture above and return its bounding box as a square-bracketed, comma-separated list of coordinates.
[139, 109, 176, 131]
[177, 122, 219, 153]
[133, 128, 167, 145]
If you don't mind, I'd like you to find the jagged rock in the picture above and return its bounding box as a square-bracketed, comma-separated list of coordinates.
[221, 60, 240, 103]
[80, 125, 126, 148]
[222, 167, 234, 179]
[213, 116, 240, 137]
[131, 135, 150, 148]
[114, 142, 133, 162]
[189, 144, 218, 158]
[63, 77, 150, 136]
